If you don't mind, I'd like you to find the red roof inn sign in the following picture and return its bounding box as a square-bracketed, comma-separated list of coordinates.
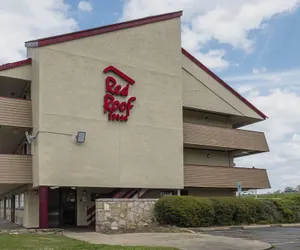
[103, 66, 136, 122]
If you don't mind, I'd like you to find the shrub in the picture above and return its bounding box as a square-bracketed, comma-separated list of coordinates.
[257, 199, 281, 224]
[272, 199, 300, 223]
[210, 198, 235, 225]
[154, 195, 300, 227]
[154, 196, 214, 227]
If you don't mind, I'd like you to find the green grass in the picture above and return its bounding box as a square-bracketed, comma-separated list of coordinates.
[0, 234, 177, 250]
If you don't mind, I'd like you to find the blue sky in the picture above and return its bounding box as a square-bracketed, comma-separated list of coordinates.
[1, 0, 300, 192]
[63, 0, 300, 78]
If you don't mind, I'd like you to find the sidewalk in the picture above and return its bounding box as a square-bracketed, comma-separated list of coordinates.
[0, 218, 22, 230]
[189, 223, 300, 232]
[64, 231, 272, 250]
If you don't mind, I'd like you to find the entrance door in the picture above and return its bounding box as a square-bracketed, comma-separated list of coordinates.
[11, 196, 15, 223]
[4, 198, 6, 219]
[60, 188, 77, 227]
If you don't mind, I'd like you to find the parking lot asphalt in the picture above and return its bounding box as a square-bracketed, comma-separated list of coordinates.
[204, 226, 300, 249]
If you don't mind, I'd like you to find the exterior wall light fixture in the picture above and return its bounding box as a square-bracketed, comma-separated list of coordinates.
[25, 131, 37, 144]
[75, 131, 86, 144]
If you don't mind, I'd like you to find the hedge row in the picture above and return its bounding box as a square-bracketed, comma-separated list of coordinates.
[154, 196, 300, 227]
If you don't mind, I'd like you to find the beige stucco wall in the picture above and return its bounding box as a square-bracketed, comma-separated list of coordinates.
[24, 188, 39, 228]
[183, 109, 232, 128]
[31, 18, 183, 189]
[182, 56, 263, 120]
[184, 149, 233, 167]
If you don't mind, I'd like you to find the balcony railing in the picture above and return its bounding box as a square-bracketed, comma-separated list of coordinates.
[184, 165, 270, 189]
[0, 154, 32, 184]
[183, 122, 269, 154]
[0, 97, 32, 128]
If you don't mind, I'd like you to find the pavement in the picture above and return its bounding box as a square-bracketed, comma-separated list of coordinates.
[204, 226, 300, 249]
[0, 218, 22, 230]
[64, 231, 271, 250]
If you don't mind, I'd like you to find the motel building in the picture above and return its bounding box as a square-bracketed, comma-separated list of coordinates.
[0, 11, 270, 229]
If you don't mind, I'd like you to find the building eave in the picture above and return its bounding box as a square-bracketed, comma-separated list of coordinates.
[25, 11, 183, 48]
[181, 48, 268, 120]
[0, 58, 32, 72]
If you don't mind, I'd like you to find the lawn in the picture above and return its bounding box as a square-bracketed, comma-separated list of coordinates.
[0, 234, 177, 250]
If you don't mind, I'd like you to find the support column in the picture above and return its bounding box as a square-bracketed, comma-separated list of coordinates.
[39, 186, 48, 229]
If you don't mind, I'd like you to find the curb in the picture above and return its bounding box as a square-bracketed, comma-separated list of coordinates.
[188, 223, 300, 232]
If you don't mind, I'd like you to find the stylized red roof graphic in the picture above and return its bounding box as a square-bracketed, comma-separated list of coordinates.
[103, 66, 135, 85]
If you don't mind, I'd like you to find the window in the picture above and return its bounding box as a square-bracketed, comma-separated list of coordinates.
[6, 199, 9, 208]
[0, 199, 2, 208]
[20, 194, 24, 210]
[15, 195, 19, 210]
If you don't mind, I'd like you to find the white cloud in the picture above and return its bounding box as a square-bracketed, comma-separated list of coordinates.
[292, 133, 300, 142]
[192, 49, 229, 71]
[78, 1, 92, 12]
[0, 0, 77, 63]
[120, 0, 300, 69]
[225, 68, 300, 93]
[252, 67, 267, 75]
[237, 85, 255, 94]
[227, 69, 300, 192]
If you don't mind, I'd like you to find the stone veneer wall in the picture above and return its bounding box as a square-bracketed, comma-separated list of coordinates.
[95, 199, 157, 233]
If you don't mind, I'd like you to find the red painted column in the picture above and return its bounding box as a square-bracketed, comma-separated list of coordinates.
[39, 186, 48, 229]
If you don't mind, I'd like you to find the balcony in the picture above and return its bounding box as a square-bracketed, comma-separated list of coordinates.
[0, 97, 32, 128]
[183, 123, 269, 156]
[184, 165, 270, 189]
[0, 58, 32, 81]
[0, 154, 32, 184]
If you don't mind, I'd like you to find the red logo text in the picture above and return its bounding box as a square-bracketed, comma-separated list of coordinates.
[103, 66, 136, 122]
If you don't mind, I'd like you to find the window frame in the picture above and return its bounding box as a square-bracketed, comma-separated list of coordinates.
[15, 195, 19, 210]
[19, 193, 24, 210]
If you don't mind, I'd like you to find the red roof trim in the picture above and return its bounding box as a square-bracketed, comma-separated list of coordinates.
[103, 66, 135, 85]
[25, 11, 183, 48]
[181, 48, 268, 119]
[0, 58, 32, 72]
